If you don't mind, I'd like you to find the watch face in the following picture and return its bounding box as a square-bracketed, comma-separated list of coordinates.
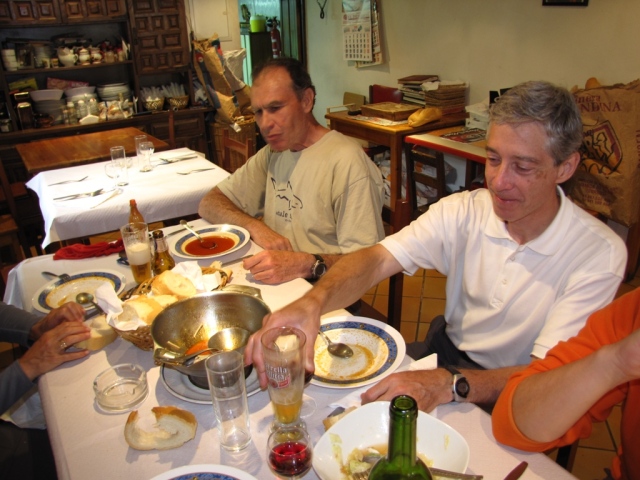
[455, 377, 470, 398]
[314, 262, 327, 277]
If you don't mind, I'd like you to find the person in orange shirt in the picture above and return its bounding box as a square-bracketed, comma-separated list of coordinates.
[492, 287, 640, 480]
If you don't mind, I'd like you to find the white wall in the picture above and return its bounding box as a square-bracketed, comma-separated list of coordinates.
[305, 0, 640, 120]
[189, 0, 241, 50]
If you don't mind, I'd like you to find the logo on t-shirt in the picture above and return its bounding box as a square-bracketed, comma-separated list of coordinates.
[271, 178, 303, 213]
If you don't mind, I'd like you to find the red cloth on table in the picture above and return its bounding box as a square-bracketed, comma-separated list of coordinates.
[53, 238, 124, 260]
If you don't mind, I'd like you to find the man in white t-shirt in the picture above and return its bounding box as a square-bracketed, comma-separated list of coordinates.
[245, 80, 627, 412]
[199, 58, 384, 285]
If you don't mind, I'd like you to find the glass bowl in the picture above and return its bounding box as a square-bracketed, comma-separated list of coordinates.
[93, 363, 148, 412]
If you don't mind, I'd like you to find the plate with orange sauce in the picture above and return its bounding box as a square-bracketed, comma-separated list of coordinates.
[170, 224, 250, 260]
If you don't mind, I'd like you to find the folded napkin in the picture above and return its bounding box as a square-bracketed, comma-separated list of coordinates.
[95, 283, 124, 326]
[54, 238, 124, 260]
[172, 261, 225, 292]
[328, 353, 438, 414]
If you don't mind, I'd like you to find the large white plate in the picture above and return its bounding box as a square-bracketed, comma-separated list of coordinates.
[311, 316, 405, 389]
[31, 270, 126, 314]
[313, 401, 470, 479]
[150, 464, 258, 480]
[170, 224, 250, 260]
[160, 365, 261, 404]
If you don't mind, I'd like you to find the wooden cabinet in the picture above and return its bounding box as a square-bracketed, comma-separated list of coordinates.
[0, 0, 62, 24]
[59, 0, 127, 22]
[129, 0, 190, 73]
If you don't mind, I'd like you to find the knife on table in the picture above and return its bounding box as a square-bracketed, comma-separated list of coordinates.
[90, 188, 122, 209]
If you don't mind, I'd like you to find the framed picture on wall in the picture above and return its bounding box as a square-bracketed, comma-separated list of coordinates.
[542, 0, 588, 5]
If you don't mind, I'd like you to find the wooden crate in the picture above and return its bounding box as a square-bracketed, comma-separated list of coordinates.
[211, 120, 257, 173]
[360, 102, 420, 121]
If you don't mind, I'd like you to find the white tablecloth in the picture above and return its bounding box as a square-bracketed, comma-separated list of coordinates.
[26, 148, 229, 248]
[3, 220, 575, 480]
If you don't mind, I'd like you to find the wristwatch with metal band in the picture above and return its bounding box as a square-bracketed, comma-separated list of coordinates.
[310, 254, 327, 280]
[442, 365, 470, 403]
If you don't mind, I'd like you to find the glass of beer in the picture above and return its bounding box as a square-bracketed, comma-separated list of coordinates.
[120, 222, 152, 284]
[261, 326, 306, 431]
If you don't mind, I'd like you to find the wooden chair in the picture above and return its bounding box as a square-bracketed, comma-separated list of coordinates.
[369, 84, 403, 104]
[221, 128, 255, 173]
[405, 144, 449, 219]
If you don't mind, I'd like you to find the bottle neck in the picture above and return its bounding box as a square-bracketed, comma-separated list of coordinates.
[387, 411, 418, 465]
[155, 236, 168, 252]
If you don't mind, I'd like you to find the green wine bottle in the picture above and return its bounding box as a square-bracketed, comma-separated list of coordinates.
[368, 395, 433, 480]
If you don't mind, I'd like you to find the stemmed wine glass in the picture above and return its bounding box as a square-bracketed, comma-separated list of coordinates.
[267, 425, 313, 479]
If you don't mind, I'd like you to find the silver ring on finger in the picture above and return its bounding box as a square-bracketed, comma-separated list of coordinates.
[59, 340, 68, 351]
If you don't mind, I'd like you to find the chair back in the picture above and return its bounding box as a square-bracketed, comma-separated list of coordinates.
[222, 128, 255, 173]
[406, 145, 448, 217]
[369, 84, 403, 104]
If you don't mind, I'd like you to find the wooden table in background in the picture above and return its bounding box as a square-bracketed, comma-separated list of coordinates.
[15, 127, 169, 175]
[325, 111, 466, 223]
[406, 125, 487, 189]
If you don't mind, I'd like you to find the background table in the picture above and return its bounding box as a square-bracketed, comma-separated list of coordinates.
[406, 126, 486, 190]
[16, 127, 169, 175]
[25, 149, 228, 248]
[4, 221, 576, 480]
[325, 111, 465, 226]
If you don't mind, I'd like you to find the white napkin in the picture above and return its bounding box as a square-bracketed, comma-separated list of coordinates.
[95, 283, 124, 326]
[172, 261, 225, 292]
[328, 354, 438, 414]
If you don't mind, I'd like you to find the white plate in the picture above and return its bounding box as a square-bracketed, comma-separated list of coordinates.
[170, 224, 250, 260]
[311, 316, 405, 389]
[313, 401, 470, 479]
[150, 464, 258, 480]
[31, 270, 126, 314]
[160, 365, 261, 404]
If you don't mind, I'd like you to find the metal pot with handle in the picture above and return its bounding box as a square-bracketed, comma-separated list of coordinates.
[151, 286, 269, 387]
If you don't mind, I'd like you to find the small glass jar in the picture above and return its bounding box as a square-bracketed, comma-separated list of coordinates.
[0, 119, 12, 133]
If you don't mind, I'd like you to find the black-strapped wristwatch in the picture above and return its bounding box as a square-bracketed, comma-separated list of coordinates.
[442, 365, 470, 403]
[310, 254, 327, 280]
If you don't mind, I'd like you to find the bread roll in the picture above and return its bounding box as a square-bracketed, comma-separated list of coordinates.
[585, 77, 602, 89]
[152, 294, 179, 309]
[151, 270, 196, 299]
[125, 406, 197, 450]
[322, 406, 357, 431]
[120, 297, 163, 325]
[74, 314, 117, 351]
[408, 107, 442, 127]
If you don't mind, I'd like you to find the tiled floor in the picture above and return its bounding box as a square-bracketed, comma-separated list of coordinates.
[362, 267, 640, 479]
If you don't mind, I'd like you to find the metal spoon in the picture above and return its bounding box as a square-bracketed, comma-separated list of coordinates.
[75, 292, 106, 315]
[179, 219, 217, 249]
[208, 327, 251, 352]
[154, 347, 219, 367]
[318, 330, 354, 358]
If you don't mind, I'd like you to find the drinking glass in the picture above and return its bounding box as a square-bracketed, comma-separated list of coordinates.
[205, 351, 252, 452]
[267, 425, 313, 479]
[261, 326, 306, 431]
[120, 222, 152, 284]
[139, 141, 154, 172]
[134, 134, 147, 169]
[109, 146, 129, 186]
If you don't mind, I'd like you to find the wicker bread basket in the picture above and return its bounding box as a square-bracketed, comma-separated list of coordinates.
[167, 95, 189, 110]
[143, 97, 165, 112]
[114, 266, 230, 350]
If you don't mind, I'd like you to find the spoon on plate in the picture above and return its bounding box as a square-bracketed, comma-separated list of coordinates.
[75, 292, 106, 315]
[318, 330, 354, 358]
[180, 219, 217, 249]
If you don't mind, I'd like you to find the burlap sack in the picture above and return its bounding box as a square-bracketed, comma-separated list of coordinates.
[571, 79, 640, 227]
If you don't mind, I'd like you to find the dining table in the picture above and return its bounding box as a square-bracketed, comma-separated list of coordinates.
[3, 219, 577, 480]
[324, 110, 466, 229]
[15, 127, 170, 175]
[25, 148, 229, 249]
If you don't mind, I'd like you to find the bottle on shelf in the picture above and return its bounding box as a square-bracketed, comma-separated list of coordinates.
[152, 230, 175, 275]
[88, 97, 99, 116]
[66, 101, 78, 125]
[129, 199, 145, 224]
[76, 99, 88, 119]
[368, 395, 433, 480]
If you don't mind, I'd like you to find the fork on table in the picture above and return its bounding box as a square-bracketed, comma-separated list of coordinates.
[176, 168, 215, 175]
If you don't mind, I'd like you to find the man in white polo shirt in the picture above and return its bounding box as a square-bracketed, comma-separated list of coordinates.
[246, 80, 627, 412]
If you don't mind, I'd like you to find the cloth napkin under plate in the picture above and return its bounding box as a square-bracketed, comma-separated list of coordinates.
[327, 353, 438, 414]
[54, 238, 124, 260]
